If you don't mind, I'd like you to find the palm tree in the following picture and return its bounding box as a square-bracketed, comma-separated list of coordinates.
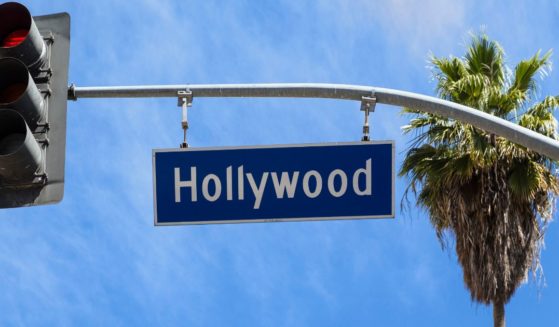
[400, 34, 559, 327]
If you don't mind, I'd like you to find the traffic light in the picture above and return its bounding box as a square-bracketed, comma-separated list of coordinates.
[0, 2, 70, 208]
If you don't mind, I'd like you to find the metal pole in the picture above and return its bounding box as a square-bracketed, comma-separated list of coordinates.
[68, 83, 559, 161]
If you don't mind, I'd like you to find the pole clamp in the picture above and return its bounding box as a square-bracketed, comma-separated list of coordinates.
[68, 83, 77, 101]
[177, 90, 193, 107]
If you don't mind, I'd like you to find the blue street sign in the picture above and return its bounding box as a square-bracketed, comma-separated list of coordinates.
[153, 142, 394, 225]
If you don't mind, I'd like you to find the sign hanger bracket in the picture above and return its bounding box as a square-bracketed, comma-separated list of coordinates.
[177, 90, 193, 149]
[360, 93, 376, 142]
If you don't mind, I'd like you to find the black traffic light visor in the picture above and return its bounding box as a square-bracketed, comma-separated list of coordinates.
[0, 2, 31, 48]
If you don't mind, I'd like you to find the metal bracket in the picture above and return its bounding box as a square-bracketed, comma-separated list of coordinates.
[360, 94, 376, 142]
[35, 122, 50, 133]
[33, 173, 48, 185]
[68, 83, 77, 101]
[177, 90, 193, 107]
[37, 137, 50, 147]
[178, 90, 193, 148]
[39, 86, 52, 97]
[39, 67, 53, 78]
[42, 32, 54, 44]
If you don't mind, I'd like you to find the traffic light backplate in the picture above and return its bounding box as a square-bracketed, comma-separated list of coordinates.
[0, 12, 70, 208]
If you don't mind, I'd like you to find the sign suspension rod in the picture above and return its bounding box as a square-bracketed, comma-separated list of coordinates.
[68, 83, 559, 161]
[177, 90, 192, 149]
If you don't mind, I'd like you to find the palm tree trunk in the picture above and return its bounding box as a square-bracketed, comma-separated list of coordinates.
[493, 301, 505, 327]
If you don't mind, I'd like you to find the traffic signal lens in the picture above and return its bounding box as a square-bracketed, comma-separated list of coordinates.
[0, 58, 45, 129]
[0, 134, 25, 155]
[0, 3, 31, 46]
[0, 109, 27, 155]
[0, 123, 25, 156]
[1, 29, 28, 48]
[0, 57, 29, 105]
[0, 82, 26, 103]
[0, 2, 44, 69]
[0, 109, 42, 181]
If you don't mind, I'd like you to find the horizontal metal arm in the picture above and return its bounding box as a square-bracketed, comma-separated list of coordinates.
[68, 83, 559, 161]
[68, 83, 372, 101]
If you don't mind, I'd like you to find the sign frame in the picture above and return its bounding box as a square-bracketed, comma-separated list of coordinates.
[152, 141, 395, 226]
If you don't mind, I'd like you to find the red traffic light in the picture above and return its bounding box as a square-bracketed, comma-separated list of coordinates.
[0, 2, 45, 69]
[0, 2, 71, 207]
[1, 29, 28, 48]
[0, 2, 32, 47]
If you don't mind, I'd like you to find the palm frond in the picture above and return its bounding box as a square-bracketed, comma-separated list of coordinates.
[432, 56, 468, 82]
[464, 34, 505, 86]
[508, 50, 552, 105]
[519, 96, 559, 139]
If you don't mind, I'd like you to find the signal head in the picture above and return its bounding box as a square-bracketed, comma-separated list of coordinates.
[0, 2, 46, 69]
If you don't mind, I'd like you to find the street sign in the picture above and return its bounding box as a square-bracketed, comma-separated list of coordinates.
[153, 142, 394, 225]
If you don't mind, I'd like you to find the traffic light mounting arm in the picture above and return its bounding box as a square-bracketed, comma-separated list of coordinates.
[67, 83, 559, 162]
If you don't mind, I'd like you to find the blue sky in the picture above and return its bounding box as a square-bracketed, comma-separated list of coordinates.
[1, 0, 559, 325]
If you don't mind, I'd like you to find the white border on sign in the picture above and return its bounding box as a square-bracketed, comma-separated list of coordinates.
[152, 141, 395, 226]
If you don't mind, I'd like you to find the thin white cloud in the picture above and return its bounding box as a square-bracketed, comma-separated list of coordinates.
[2, 0, 558, 325]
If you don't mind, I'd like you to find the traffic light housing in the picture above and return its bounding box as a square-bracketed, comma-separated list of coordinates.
[0, 2, 70, 208]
